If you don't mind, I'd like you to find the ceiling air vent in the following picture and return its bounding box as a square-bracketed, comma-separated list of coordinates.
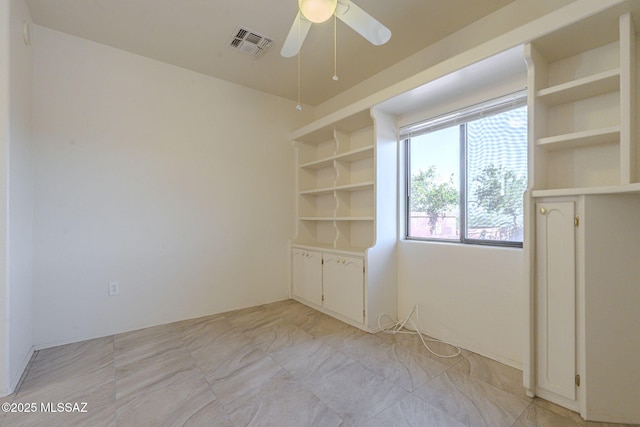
[228, 26, 273, 58]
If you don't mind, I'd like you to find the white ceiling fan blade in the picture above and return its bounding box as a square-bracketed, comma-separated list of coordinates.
[336, 0, 391, 46]
[280, 11, 313, 57]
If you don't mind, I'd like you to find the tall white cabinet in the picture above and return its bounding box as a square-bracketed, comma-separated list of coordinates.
[531, 195, 640, 422]
[524, 6, 640, 424]
[290, 109, 398, 331]
[535, 200, 576, 404]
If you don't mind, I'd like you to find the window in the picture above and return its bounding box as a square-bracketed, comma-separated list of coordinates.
[404, 93, 527, 247]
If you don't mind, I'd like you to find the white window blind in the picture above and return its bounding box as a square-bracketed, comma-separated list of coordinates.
[399, 90, 528, 140]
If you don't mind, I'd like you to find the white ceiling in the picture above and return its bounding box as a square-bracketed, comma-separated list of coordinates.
[25, 0, 513, 106]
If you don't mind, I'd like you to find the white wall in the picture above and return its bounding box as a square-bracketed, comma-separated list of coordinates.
[7, 0, 34, 392]
[398, 242, 524, 368]
[31, 25, 311, 348]
[0, 0, 35, 397]
[0, 0, 12, 395]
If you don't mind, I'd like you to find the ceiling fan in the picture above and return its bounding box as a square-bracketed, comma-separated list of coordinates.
[280, 0, 392, 57]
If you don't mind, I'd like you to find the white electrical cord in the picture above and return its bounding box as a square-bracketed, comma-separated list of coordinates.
[378, 305, 461, 359]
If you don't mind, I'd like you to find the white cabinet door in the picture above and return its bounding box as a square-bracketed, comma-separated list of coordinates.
[292, 248, 323, 307]
[536, 201, 576, 402]
[341, 257, 365, 323]
[323, 254, 364, 323]
[322, 254, 341, 314]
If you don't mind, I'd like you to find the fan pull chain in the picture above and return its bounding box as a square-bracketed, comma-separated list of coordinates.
[296, 12, 303, 111]
[332, 13, 338, 81]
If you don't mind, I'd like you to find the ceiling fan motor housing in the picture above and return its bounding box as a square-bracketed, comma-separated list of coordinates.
[299, 0, 338, 23]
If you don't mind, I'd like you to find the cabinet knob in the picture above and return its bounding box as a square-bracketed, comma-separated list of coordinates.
[540, 207, 547, 215]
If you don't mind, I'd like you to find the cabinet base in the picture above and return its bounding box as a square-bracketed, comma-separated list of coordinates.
[291, 296, 380, 333]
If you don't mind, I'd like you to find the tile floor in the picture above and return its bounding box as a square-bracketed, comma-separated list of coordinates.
[0, 300, 637, 427]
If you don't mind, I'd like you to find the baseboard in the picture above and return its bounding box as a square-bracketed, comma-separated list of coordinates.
[2, 345, 36, 397]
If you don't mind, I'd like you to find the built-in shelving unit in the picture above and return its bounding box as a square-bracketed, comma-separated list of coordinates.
[526, 8, 637, 195]
[294, 120, 376, 251]
[290, 108, 398, 332]
[524, 6, 640, 424]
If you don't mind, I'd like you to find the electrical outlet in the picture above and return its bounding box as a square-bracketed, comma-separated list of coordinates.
[108, 281, 120, 296]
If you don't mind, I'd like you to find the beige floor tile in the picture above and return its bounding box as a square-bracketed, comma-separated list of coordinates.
[298, 310, 354, 339]
[188, 329, 265, 384]
[7, 366, 115, 427]
[114, 323, 183, 368]
[361, 393, 465, 427]
[303, 356, 407, 424]
[243, 318, 316, 354]
[14, 300, 636, 426]
[452, 352, 530, 399]
[513, 403, 583, 427]
[225, 379, 347, 427]
[257, 299, 299, 316]
[27, 336, 113, 386]
[271, 338, 349, 384]
[277, 301, 323, 327]
[177, 315, 235, 349]
[178, 399, 234, 427]
[116, 372, 225, 427]
[16, 363, 115, 411]
[335, 331, 448, 392]
[0, 393, 15, 404]
[533, 398, 640, 427]
[321, 320, 370, 348]
[376, 330, 469, 367]
[173, 311, 226, 331]
[114, 346, 200, 402]
[33, 336, 112, 363]
[210, 354, 291, 408]
[414, 368, 530, 427]
[225, 305, 282, 332]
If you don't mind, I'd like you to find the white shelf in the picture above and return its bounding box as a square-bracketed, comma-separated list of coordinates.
[336, 146, 374, 163]
[299, 187, 335, 196]
[300, 157, 334, 170]
[335, 217, 374, 221]
[537, 68, 620, 106]
[299, 217, 334, 221]
[536, 126, 620, 150]
[334, 182, 374, 192]
[532, 182, 640, 198]
[300, 145, 374, 169]
[290, 242, 368, 255]
[299, 217, 374, 221]
[300, 181, 374, 196]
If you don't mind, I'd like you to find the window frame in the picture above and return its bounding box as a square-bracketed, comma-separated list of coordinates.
[403, 92, 527, 248]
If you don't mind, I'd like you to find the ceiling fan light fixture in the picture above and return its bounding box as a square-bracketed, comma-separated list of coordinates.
[298, 0, 337, 23]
